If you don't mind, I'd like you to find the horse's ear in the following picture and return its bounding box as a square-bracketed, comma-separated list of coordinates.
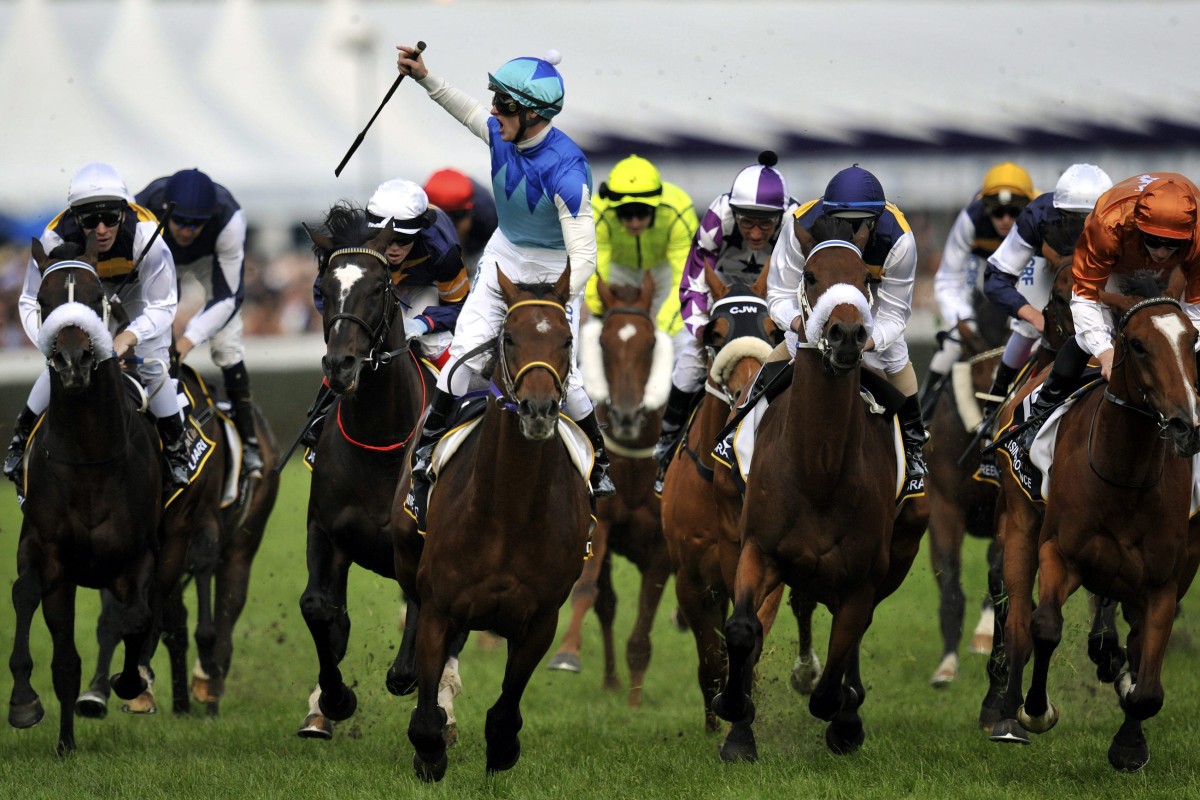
[304, 223, 334, 253]
[794, 219, 815, 257]
[851, 219, 871, 252]
[703, 263, 728, 301]
[83, 231, 101, 264]
[497, 265, 519, 306]
[1039, 241, 1072, 272]
[552, 262, 571, 305]
[366, 224, 394, 254]
[596, 272, 613, 311]
[1168, 265, 1187, 300]
[637, 272, 655, 310]
[30, 237, 48, 273]
[749, 263, 770, 300]
[1100, 290, 1137, 320]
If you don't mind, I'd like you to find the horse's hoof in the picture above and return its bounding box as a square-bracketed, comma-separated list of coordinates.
[297, 713, 334, 740]
[978, 704, 1001, 733]
[1108, 732, 1150, 772]
[790, 655, 821, 695]
[826, 719, 866, 755]
[8, 698, 45, 729]
[969, 631, 993, 655]
[718, 722, 758, 763]
[317, 685, 357, 721]
[1017, 701, 1059, 734]
[109, 671, 148, 702]
[485, 735, 521, 775]
[603, 675, 622, 692]
[929, 654, 958, 688]
[547, 652, 581, 673]
[385, 666, 417, 697]
[190, 675, 217, 705]
[55, 738, 76, 757]
[443, 721, 458, 748]
[120, 690, 158, 715]
[75, 690, 109, 719]
[413, 751, 448, 783]
[989, 718, 1031, 745]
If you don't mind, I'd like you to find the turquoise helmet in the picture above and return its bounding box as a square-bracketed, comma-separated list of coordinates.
[487, 52, 565, 119]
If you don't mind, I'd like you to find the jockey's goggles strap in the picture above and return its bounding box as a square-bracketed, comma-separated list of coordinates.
[807, 240, 863, 260]
[42, 260, 99, 279]
[329, 246, 389, 266]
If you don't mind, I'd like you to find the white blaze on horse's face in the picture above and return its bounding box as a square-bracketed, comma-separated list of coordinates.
[618, 322, 638, 342]
[331, 264, 366, 315]
[1152, 312, 1200, 422]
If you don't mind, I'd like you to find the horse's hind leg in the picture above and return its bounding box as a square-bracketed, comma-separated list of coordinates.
[484, 612, 559, 776]
[188, 527, 221, 710]
[409, 609, 454, 782]
[110, 552, 155, 704]
[979, 539, 1007, 731]
[203, 545, 257, 714]
[1087, 594, 1125, 684]
[594, 553, 621, 691]
[675, 568, 727, 732]
[387, 596, 421, 696]
[812, 588, 873, 754]
[547, 525, 608, 674]
[928, 497, 966, 687]
[789, 593, 822, 695]
[43, 583, 80, 755]
[8, 563, 46, 730]
[160, 580, 191, 714]
[1019, 541, 1078, 735]
[827, 642, 867, 755]
[626, 551, 671, 707]
[76, 589, 122, 719]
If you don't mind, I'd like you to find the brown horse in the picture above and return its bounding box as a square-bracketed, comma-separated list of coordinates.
[404, 267, 592, 781]
[660, 265, 787, 745]
[712, 218, 927, 760]
[8, 237, 159, 754]
[547, 274, 674, 708]
[988, 274, 1200, 772]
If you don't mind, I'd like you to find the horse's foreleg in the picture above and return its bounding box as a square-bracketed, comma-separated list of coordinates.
[1119, 586, 1176, 724]
[811, 586, 873, 737]
[299, 534, 356, 722]
[1020, 540, 1077, 734]
[205, 546, 257, 713]
[626, 552, 671, 707]
[675, 568, 727, 732]
[712, 541, 777, 732]
[8, 562, 45, 730]
[409, 608, 454, 782]
[595, 553, 620, 690]
[387, 598, 421, 696]
[547, 523, 608, 674]
[75, 589, 122, 719]
[826, 640, 867, 755]
[928, 497, 967, 687]
[484, 611, 557, 776]
[788, 592, 822, 695]
[1086, 593, 1125, 683]
[990, 496, 1040, 745]
[979, 536, 1008, 731]
[43, 582, 80, 756]
[188, 525, 221, 702]
[160, 580, 190, 714]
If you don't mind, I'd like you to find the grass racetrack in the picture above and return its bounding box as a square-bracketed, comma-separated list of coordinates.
[2, 463, 1199, 798]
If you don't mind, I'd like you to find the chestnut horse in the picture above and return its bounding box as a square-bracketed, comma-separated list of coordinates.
[712, 219, 927, 759]
[660, 265, 788, 746]
[987, 275, 1200, 771]
[8, 238, 158, 754]
[547, 274, 674, 709]
[404, 268, 592, 781]
[297, 204, 448, 740]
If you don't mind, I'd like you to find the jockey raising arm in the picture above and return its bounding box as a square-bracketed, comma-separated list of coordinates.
[395, 43, 614, 508]
[651, 151, 795, 464]
[5, 163, 190, 494]
[765, 165, 928, 485]
[586, 155, 699, 336]
[136, 168, 263, 474]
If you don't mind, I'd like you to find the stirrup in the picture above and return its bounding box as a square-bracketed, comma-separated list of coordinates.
[591, 464, 616, 498]
[242, 443, 265, 475]
[652, 428, 681, 465]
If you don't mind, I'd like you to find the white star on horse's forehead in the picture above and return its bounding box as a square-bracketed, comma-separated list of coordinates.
[332, 264, 365, 307]
[536, 319, 552, 334]
[618, 323, 638, 342]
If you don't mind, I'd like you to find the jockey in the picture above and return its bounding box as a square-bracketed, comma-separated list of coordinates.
[394, 44, 613, 511]
[135, 168, 263, 476]
[980, 164, 1113, 429]
[1016, 171, 1200, 452]
[766, 164, 928, 487]
[651, 151, 795, 463]
[300, 179, 471, 448]
[5, 162, 188, 493]
[920, 162, 1036, 418]
[585, 154, 699, 337]
[422, 167, 498, 281]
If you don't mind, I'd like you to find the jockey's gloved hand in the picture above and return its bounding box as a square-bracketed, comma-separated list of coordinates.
[403, 318, 429, 340]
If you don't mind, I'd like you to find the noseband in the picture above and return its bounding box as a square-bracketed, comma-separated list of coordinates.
[322, 247, 406, 367]
[498, 299, 569, 403]
[39, 261, 114, 369]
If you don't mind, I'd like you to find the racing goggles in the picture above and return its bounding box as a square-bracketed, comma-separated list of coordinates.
[491, 91, 522, 116]
[1143, 233, 1189, 251]
[76, 210, 123, 229]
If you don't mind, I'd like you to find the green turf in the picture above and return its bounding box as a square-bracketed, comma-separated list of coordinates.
[2, 464, 1198, 798]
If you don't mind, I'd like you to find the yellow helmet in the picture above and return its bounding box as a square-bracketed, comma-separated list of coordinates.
[602, 155, 663, 208]
[981, 162, 1036, 206]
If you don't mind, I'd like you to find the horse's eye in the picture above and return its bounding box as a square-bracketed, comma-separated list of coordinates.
[803, 272, 817, 286]
[1129, 338, 1147, 356]
[502, 333, 515, 348]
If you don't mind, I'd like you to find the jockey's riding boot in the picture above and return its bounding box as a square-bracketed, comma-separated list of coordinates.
[918, 369, 947, 423]
[223, 364, 264, 476]
[3, 406, 38, 487]
[299, 384, 336, 449]
[1017, 369, 1074, 454]
[156, 413, 191, 493]
[576, 410, 617, 498]
[652, 384, 700, 465]
[897, 395, 928, 482]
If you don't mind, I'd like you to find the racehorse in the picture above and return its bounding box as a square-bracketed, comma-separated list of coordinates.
[404, 267, 592, 781]
[546, 274, 674, 707]
[8, 237, 159, 754]
[712, 218, 927, 759]
[74, 364, 280, 717]
[297, 204, 454, 740]
[987, 273, 1200, 772]
[659, 265, 787, 743]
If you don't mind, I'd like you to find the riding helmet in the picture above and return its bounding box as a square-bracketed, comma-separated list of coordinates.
[367, 179, 433, 235]
[604, 156, 664, 208]
[424, 169, 475, 212]
[1053, 164, 1113, 214]
[67, 162, 131, 212]
[487, 51, 565, 119]
[1134, 178, 1198, 240]
[728, 151, 787, 217]
[822, 165, 886, 218]
[980, 161, 1035, 207]
[164, 168, 218, 221]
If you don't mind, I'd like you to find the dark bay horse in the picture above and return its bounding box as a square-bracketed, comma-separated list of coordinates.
[297, 204, 446, 740]
[659, 265, 789, 742]
[547, 274, 674, 708]
[712, 220, 927, 760]
[75, 364, 280, 717]
[988, 274, 1200, 771]
[405, 267, 592, 781]
[8, 237, 158, 754]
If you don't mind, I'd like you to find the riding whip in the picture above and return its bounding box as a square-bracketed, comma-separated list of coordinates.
[334, 41, 427, 178]
[106, 200, 175, 318]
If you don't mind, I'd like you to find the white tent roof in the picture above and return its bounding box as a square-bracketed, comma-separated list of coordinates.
[4, 0, 1200, 225]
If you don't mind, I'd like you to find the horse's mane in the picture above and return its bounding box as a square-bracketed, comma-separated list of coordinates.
[810, 214, 857, 244]
[48, 242, 85, 260]
[1117, 270, 1169, 299]
[311, 202, 373, 264]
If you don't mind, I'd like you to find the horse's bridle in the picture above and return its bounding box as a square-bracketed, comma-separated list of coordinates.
[794, 240, 871, 376]
[40, 260, 113, 369]
[497, 299, 569, 404]
[321, 247, 407, 368]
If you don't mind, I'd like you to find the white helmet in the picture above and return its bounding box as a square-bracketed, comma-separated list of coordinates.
[67, 162, 131, 209]
[367, 179, 431, 235]
[1053, 164, 1113, 214]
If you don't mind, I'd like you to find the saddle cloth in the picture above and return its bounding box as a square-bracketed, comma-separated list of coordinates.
[712, 388, 909, 503]
[951, 361, 984, 433]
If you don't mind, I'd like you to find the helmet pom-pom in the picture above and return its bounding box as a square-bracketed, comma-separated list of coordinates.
[544, 49, 562, 66]
[758, 150, 779, 169]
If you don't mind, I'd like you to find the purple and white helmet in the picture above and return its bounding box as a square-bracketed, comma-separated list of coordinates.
[728, 151, 788, 217]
